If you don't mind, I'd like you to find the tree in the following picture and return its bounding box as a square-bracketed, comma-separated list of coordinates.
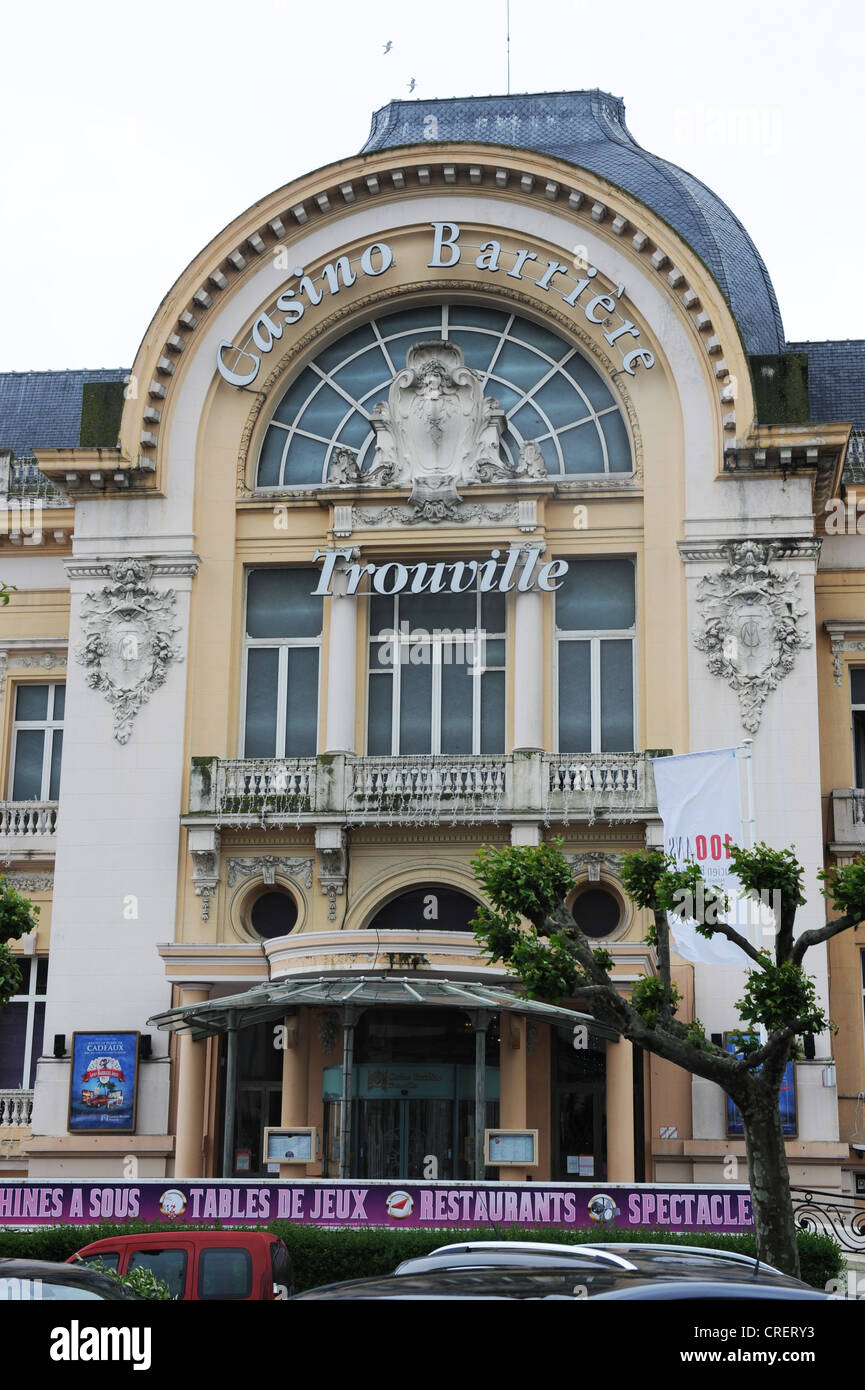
[471, 839, 865, 1278]
[0, 876, 40, 1014]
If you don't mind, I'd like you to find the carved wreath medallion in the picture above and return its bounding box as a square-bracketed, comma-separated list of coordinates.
[76, 559, 181, 744]
[693, 541, 810, 733]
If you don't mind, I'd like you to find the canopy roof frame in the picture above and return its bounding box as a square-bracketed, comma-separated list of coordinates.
[148, 975, 620, 1041]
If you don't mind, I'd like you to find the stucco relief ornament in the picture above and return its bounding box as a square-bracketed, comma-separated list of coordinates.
[693, 541, 811, 733]
[76, 559, 182, 744]
[325, 340, 546, 520]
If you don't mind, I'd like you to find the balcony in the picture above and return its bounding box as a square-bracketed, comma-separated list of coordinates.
[187, 752, 657, 828]
[0, 801, 58, 859]
[0, 1089, 33, 1127]
[829, 789, 865, 855]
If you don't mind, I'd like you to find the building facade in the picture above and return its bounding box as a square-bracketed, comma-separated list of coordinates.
[1, 89, 863, 1193]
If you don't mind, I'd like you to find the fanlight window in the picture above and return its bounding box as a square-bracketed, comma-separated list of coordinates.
[257, 304, 631, 487]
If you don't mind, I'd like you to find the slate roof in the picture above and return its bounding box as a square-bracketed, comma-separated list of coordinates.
[361, 89, 786, 354]
[0, 368, 128, 459]
[785, 340, 865, 430]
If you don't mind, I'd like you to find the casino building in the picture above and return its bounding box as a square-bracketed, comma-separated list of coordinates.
[1, 89, 864, 1192]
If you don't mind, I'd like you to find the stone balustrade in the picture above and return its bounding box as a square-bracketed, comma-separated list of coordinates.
[0, 801, 58, 839]
[188, 752, 657, 827]
[0, 1089, 33, 1127]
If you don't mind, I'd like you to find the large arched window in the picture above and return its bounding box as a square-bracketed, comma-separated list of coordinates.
[366, 885, 480, 933]
[256, 304, 631, 487]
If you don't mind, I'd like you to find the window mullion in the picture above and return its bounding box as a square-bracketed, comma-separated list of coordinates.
[275, 647, 289, 757]
[472, 594, 482, 754]
[21, 961, 35, 1090]
[431, 640, 442, 756]
[591, 637, 602, 754]
[391, 602, 402, 755]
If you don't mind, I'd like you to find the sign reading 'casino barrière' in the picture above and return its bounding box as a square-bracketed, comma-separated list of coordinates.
[216, 222, 655, 388]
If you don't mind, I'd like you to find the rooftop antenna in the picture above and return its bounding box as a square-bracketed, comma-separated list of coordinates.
[506, 0, 511, 93]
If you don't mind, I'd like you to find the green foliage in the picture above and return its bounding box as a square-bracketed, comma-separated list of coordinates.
[0, 876, 40, 944]
[729, 842, 806, 907]
[620, 851, 727, 926]
[0, 877, 39, 1009]
[735, 959, 830, 1039]
[818, 860, 865, 924]
[631, 974, 681, 1025]
[86, 1255, 172, 1300]
[0, 944, 23, 1011]
[620, 850, 669, 909]
[0, 582, 13, 605]
[0, 1221, 840, 1292]
[683, 1018, 712, 1050]
[470, 842, 573, 928]
[474, 909, 583, 1001]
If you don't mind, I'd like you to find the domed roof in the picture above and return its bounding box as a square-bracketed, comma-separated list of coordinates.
[362, 89, 784, 354]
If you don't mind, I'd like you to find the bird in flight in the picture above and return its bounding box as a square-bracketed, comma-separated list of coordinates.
[408, 78, 416, 92]
[383, 40, 392, 53]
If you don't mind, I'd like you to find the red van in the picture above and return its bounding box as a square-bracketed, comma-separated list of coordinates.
[69, 1230, 293, 1300]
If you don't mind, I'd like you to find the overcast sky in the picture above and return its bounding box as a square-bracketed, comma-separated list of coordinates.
[1, 0, 862, 371]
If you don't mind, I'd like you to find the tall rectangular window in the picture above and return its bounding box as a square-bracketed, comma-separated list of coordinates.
[556, 558, 635, 752]
[851, 669, 865, 786]
[10, 684, 65, 800]
[243, 570, 322, 757]
[0, 956, 47, 1089]
[368, 583, 506, 755]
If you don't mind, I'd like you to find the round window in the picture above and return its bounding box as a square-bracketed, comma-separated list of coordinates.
[249, 890, 298, 940]
[572, 887, 621, 939]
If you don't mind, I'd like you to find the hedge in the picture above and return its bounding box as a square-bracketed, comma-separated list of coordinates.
[0, 1220, 842, 1292]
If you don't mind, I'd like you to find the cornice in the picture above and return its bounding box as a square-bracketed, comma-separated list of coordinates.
[722, 424, 850, 515]
[678, 537, 822, 565]
[65, 555, 201, 580]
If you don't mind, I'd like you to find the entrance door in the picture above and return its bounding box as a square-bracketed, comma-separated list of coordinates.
[355, 1098, 455, 1179]
[553, 1083, 605, 1180]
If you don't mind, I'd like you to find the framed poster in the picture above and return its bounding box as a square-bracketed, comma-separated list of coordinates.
[484, 1129, 538, 1166]
[724, 1032, 797, 1137]
[263, 1127, 317, 1164]
[68, 1032, 139, 1133]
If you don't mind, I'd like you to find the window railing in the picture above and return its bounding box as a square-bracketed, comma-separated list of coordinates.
[830, 788, 865, 846]
[0, 801, 58, 837]
[0, 1089, 33, 1127]
[189, 753, 656, 826]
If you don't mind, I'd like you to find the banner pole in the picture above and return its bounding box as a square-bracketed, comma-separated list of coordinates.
[740, 738, 755, 849]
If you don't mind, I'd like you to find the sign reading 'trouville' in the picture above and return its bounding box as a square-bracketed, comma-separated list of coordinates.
[312, 546, 567, 596]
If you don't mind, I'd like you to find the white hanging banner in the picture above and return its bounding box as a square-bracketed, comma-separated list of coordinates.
[651, 748, 751, 966]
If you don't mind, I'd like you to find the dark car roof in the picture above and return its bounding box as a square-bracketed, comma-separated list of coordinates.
[588, 1280, 829, 1302]
[0, 1257, 140, 1300]
[293, 1264, 813, 1301]
[395, 1245, 805, 1287]
[394, 1246, 634, 1275]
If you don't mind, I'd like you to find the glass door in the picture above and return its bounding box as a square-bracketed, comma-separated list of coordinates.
[553, 1083, 605, 1180]
[355, 1100, 403, 1178]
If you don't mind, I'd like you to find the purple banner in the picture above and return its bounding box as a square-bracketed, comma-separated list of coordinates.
[0, 1180, 753, 1231]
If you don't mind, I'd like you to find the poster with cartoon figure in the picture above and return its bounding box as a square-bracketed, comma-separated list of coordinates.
[68, 1033, 139, 1133]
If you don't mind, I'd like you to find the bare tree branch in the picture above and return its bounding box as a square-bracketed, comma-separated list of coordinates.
[696, 916, 766, 966]
[791, 913, 858, 966]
